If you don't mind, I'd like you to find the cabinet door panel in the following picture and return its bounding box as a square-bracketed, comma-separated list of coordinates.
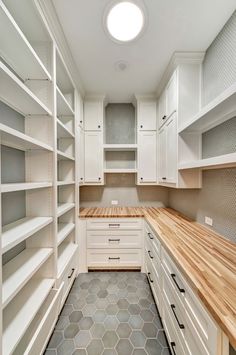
[166, 71, 177, 118]
[138, 101, 156, 131]
[166, 114, 177, 183]
[138, 131, 157, 183]
[158, 91, 167, 128]
[84, 131, 103, 183]
[78, 126, 84, 184]
[84, 101, 103, 131]
[158, 127, 167, 182]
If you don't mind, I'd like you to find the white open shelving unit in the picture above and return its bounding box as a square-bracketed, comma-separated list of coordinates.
[0, 0, 80, 353]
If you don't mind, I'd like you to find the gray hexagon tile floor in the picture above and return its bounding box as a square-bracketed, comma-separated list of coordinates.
[45, 272, 171, 355]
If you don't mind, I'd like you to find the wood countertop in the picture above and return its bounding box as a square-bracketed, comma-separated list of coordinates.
[79, 206, 236, 348]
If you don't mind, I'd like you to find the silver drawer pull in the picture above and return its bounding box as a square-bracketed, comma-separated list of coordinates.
[148, 232, 154, 240]
[147, 272, 154, 283]
[171, 273, 185, 293]
[68, 268, 75, 279]
[148, 250, 154, 259]
[109, 223, 120, 228]
[108, 257, 120, 260]
[171, 304, 185, 329]
[108, 238, 120, 242]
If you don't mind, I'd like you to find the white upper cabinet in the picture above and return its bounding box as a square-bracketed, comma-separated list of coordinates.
[166, 71, 177, 118]
[158, 126, 167, 183]
[78, 126, 84, 184]
[166, 113, 177, 183]
[137, 131, 157, 183]
[84, 99, 103, 131]
[158, 90, 167, 128]
[136, 99, 157, 131]
[84, 131, 103, 184]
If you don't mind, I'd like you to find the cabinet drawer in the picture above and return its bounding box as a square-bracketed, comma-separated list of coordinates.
[145, 244, 161, 285]
[87, 218, 142, 230]
[145, 251, 161, 309]
[162, 266, 212, 355]
[87, 230, 142, 249]
[145, 222, 161, 257]
[162, 249, 218, 355]
[87, 249, 142, 268]
[57, 253, 77, 304]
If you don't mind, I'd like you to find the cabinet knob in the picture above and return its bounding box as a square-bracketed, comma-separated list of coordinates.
[162, 177, 166, 180]
[80, 177, 83, 180]
[140, 177, 143, 180]
[80, 120, 83, 123]
[98, 177, 101, 181]
[98, 125, 101, 128]
[162, 115, 167, 120]
[140, 125, 143, 128]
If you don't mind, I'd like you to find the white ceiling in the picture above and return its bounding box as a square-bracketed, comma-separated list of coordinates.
[52, 0, 236, 102]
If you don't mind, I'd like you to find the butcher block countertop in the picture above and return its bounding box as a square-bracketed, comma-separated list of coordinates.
[80, 206, 236, 348]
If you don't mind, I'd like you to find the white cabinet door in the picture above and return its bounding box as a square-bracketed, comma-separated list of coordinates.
[84, 131, 103, 183]
[158, 126, 167, 183]
[158, 90, 167, 128]
[166, 71, 177, 118]
[84, 101, 103, 131]
[138, 131, 157, 183]
[137, 101, 156, 131]
[78, 126, 84, 184]
[166, 113, 177, 183]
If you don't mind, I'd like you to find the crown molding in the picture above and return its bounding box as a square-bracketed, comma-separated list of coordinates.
[36, 0, 85, 97]
[156, 51, 205, 97]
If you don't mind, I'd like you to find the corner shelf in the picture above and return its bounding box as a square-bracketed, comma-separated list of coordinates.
[3, 278, 54, 355]
[57, 203, 75, 217]
[57, 118, 74, 138]
[178, 152, 236, 170]
[57, 223, 75, 246]
[103, 144, 137, 151]
[2, 248, 53, 308]
[179, 83, 236, 133]
[0, 2, 51, 81]
[1, 182, 52, 193]
[0, 123, 53, 151]
[57, 243, 77, 278]
[0, 60, 52, 116]
[56, 86, 74, 116]
[2, 216, 53, 253]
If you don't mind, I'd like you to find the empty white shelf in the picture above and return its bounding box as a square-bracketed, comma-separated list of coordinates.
[104, 168, 137, 173]
[57, 223, 75, 246]
[58, 243, 78, 277]
[2, 216, 53, 253]
[56, 86, 74, 116]
[103, 144, 138, 151]
[179, 83, 236, 133]
[3, 248, 53, 308]
[3, 278, 54, 355]
[57, 203, 75, 217]
[178, 152, 236, 170]
[0, 2, 51, 81]
[0, 60, 52, 116]
[57, 118, 74, 138]
[1, 182, 52, 193]
[57, 150, 75, 161]
[0, 123, 53, 151]
[57, 181, 75, 186]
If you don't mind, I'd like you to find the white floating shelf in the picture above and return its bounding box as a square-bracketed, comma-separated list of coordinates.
[57, 223, 75, 246]
[57, 118, 74, 138]
[103, 144, 138, 151]
[3, 278, 54, 355]
[57, 243, 78, 277]
[57, 203, 75, 217]
[179, 83, 236, 133]
[1, 181, 52, 193]
[56, 86, 74, 116]
[57, 150, 75, 161]
[2, 216, 53, 253]
[0, 2, 51, 81]
[57, 181, 75, 186]
[178, 152, 236, 170]
[3, 248, 53, 309]
[0, 123, 53, 151]
[104, 168, 137, 173]
[0, 60, 52, 116]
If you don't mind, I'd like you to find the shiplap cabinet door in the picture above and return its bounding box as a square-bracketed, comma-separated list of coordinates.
[138, 131, 157, 183]
[84, 131, 103, 183]
[84, 101, 103, 131]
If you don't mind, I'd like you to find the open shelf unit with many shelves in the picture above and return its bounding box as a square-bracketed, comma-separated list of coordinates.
[0, 1, 79, 354]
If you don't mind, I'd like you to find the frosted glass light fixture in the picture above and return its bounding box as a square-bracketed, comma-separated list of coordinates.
[106, 1, 144, 42]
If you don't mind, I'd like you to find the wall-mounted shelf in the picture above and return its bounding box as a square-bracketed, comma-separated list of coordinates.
[56, 87, 74, 116]
[2, 248, 53, 308]
[57, 243, 77, 278]
[0, 61, 52, 116]
[179, 83, 236, 133]
[57, 202, 75, 217]
[0, 2, 51, 81]
[57, 150, 75, 161]
[104, 168, 137, 173]
[57, 118, 74, 138]
[3, 278, 54, 355]
[178, 152, 236, 170]
[1, 182, 52, 193]
[103, 144, 137, 151]
[57, 181, 75, 186]
[57, 223, 75, 246]
[2, 216, 53, 253]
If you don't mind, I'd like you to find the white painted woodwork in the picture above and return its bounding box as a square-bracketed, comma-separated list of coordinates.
[87, 230, 142, 249]
[158, 90, 167, 128]
[166, 71, 177, 118]
[57, 223, 75, 246]
[56, 86, 74, 116]
[78, 126, 84, 184]
[158, 126, 167, 182]
[57, 119, 74, 138]
[57, 203, 75, 217]
[84, 131, 103, 184]
[86, 218, 143, 230]
[87, 249, 142, 268]
[57, 150, 75, 161]
[84, 100, 103, 131]
[1, 182, 52, 193]
[137, 131, 157, 183]
[166, 114, 177, 183]
[178, 152, 236, 170]
[103, 144, 137, 151]
[136, 99, 157, 131]
[104, 168, 137, 173]
[57, 243, 78, 278]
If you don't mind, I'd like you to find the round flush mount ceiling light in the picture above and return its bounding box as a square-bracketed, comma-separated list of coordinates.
[105, 1, 145, 43]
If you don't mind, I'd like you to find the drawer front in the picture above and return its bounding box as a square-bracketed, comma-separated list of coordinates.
[57, 253, 77, 303]
[145, 222, 161, 257]
[87, 218, 142, 230]
[145, 245, 161, 285]
[145, 250, 161, 309]
[162, 266, 211, 355]
[87, 230, 142, 249]
[87, 249, 142, 268]
[162, 248, 218, 355]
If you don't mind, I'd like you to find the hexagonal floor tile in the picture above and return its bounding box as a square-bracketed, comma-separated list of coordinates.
[104, 316, 119, 330]
[64, 323, 79, 338]
[57, 340, 75, 355]
[87, 339, 104, 355]
[116, 310, 130, 322]
[145, 339, 163, 355]
[90, 323, 106, 338]
[116, 339, 133, 355]
[75, 330, 91, 348]
[116, 323, 132, 338]
[78, 316, 93, 330]
[130, 330, 146, 347]
[142, 323, 158, 338]
[102, 330, 119, 348]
